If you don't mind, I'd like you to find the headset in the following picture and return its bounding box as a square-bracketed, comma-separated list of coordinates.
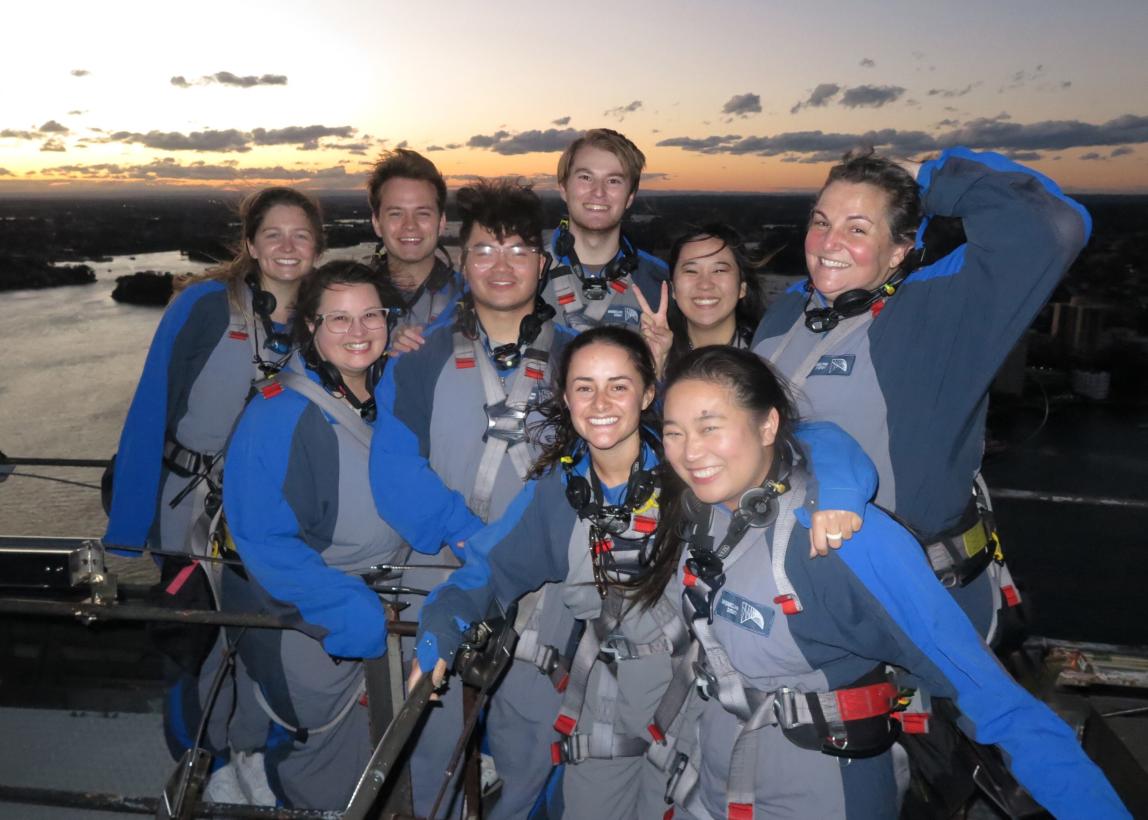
[246, 273, 293, 356]
[489, 297, 557, 370]
[803, 269, 909, 334]
[563, 429, 660, 528]
[553, 218, 639, 301]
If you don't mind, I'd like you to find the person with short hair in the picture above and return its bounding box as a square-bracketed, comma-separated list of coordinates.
[370, 178, 578, 818]
[542, 128, 667, 331]
[366, 148, 463, 346]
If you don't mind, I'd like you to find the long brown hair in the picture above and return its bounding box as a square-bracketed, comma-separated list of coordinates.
[175, 187, 325, 304]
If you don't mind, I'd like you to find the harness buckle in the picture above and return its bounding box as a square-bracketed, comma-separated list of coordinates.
[693, 660, 719, 701]
[582, 280, 608, 301]
[599, 634, 638, 662]
[773, 687, 801, 730]
[482, 399, 527, 444]
[663, 751, 689, 805]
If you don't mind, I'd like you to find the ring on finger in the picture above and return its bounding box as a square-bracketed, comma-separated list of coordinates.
[825, 531, 843, 540]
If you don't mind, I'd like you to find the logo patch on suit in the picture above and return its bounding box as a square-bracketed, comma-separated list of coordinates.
[715, 591, 774, 636]
[809, 354, 855, 377]
[605, 305, 641, 328]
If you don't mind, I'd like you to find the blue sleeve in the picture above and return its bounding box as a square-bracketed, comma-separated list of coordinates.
[416, 479, 569, 672]
[104, 282, 226, 548]
[794, 421, 877, 516]
[829, 509, 1128, 819]
[911, 148, 1090, 365]
[369, 334, 484, 555]
[225, 395, 389, 659]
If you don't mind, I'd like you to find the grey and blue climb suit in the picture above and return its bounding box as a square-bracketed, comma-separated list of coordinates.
[541, 230, 667, 332]
[370, 316, 579, 819]
[672, 467, 1127, 820]
[753, 147, 1091, 637]
[223, 357, 406, 810]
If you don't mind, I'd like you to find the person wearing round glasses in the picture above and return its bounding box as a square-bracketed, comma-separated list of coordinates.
[220, 260, 408, 809]
[370, 179, 580, 818]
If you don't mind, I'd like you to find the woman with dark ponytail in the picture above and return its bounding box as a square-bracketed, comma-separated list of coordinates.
[648, 345, 1125, 820]
[411, 328, 877, 819]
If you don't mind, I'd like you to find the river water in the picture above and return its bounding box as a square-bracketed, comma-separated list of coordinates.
[0, 244, 376, 541]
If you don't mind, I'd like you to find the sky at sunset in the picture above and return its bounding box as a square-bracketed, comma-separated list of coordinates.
[3, 0, 1147, 195]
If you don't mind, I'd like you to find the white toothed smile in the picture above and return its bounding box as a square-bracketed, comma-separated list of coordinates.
[692, 297, 720, 307]
[690, 466, 722, 480]
[344, 341, 371, 351]
[274, 258, 301, 266]
[817, 257, 849, 269]
[589, 416, 619, 427]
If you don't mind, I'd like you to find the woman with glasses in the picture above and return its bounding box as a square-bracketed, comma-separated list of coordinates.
[220, 260, 408, 810]
[410, 327, 876, 819]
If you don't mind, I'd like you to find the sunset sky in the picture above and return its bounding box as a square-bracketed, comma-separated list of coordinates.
[3, 0, 1147, 194]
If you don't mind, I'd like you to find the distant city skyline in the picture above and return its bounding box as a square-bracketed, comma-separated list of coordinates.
[3, 0, 1147, 194]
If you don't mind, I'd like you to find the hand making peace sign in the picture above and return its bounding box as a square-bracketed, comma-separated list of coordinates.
[633, 281, 674, 379]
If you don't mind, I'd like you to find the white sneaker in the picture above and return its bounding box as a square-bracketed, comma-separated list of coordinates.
[480, 752, 501, 796]
[234, 750, 278, 807]
[203, 760, 246, 804]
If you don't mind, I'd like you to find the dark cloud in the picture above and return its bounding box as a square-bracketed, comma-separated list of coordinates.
[492, 128, 580, 155]
[603, 100, 642, 121]
[212, 71, 287, 87]
[722, 93, 761, 118]
[172, 72, 287, 89]
[839, 85, 905, 108]
[859, 58, 875, 68]
[1079, 152, 1102, 161]
[790, 83, 840, 114]
[1004, 151, 1043, 161]
[1, 129, 38, 139]
[0, 168, 12, 176]
[927, 84, 977, 98]
[942, 113, 1148, 151]
[656, 113, 1148, 162]
[40, 138, 66, 152]
[426, 145, 445, 152]
[935, 118, 959, 128]
[39, 120, 68, 134]
[1061, 81, 1072, 89]
[467, 130, 510, 148]
[250, 125, 354, 146]
[70, 69, 89, 77]
[395, 140, 408, 149]
[552, 116, 571, 126]
[39, 157, 348, 182]
[446, 143, 461, 150]
[1111, 146, 1134, 157]
[67, 110, 84, 116]
[109, 128, 252, 152]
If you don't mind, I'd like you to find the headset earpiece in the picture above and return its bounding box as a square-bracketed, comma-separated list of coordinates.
[738, 486, 779, 528]
[365, 355, 388, 397]
[554, 220, 576, 259]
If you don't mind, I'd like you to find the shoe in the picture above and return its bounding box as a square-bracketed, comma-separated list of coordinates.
[234, 750, 278, 806]
[203, 760, 245, 804]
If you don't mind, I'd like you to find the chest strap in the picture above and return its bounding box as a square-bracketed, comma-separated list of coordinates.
[258, 371, 373, 450]
[551, 588, 690, 764]
[453, 324, 554, 522]
[551, 269, 631, 327]
[763, 308, 872, 394]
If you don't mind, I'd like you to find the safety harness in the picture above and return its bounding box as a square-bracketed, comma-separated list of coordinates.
[662, 471, 906, 816]
[452, 323, 555, 523]
[549, 226, 639, 329]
